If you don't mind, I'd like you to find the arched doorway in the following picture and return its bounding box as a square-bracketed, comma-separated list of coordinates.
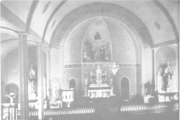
[121, 77, 129, 100]
[69, 79, 76, 89]
[69, 79, 76, 100]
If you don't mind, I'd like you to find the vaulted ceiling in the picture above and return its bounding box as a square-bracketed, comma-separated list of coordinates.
[0, 0, 179, 57]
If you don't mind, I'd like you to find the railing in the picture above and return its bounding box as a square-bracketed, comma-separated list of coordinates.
[2, 102, 178, 120]
[29, 108, 95, 117]
[120, 103, 178, 113]
[1, 103, 19, 120]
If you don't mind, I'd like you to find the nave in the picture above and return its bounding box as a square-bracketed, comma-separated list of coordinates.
[1, 0, 179, 120]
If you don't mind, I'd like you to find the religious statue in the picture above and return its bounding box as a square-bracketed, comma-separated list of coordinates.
[84, 78, 88, 96]
[144, 81, 152, 96]
[102, 72, 107, 84]
[161, 62, 174, 91]
[28, 64, 37, 99]
[6, 90, 16, 104]
[29, 64, 36, 82]
[96, 65, 102, 81]
[157, 71, 163, 92]
[52, 86, 60, 100]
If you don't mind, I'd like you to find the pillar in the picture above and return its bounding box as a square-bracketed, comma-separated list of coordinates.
[18, 32, 29, 120]
[45, 48, 51, 108]
[152, 48, 155, 92]
[37, 44, 44, 120]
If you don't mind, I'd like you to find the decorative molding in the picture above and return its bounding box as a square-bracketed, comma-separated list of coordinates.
[51, 2, 153, 48]
[42, 0, 67, 43]
[42, 1, 51, 14]
[64, 63, 141, 68]
[153, 40, 178, 48]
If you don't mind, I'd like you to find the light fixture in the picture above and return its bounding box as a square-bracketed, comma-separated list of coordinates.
[110, 62, 119, 75]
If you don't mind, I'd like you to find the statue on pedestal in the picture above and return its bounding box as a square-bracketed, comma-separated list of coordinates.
[84, 77, 89, 96]
[144, 81, 152, 96]
[96, 65, 102, 80]
[161, 62, 174, 92]
[96, 65, 102, 86]
[28, 64, 37, 99]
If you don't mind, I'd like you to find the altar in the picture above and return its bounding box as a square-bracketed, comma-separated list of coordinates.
[84, 65, 115, 98]
[156, 62, 178, 102]
[88, 87, 113, 98]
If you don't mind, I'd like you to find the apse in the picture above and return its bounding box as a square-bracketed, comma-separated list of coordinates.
[63, 16, 140, 99]
[1, 1, 179, 120]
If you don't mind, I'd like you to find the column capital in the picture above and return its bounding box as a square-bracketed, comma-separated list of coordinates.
[37, 43, 50, 50]
[36, 43, 44, 46]
[44, 47, 51, 51]
[16, 31, 28, 35]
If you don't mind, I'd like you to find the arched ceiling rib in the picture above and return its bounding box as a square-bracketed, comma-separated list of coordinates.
[160, 0, 179, 29]
[31, 0, 63, 37]
[45, 0, 177, 45]
[51, 2, 153, 48]
[0, 0, 179, 48]
[0, 29, 18, 41]
[2, 1, 33, 24]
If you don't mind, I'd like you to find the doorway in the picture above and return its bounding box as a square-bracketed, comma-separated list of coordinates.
[121, 77, 129, 100]
[69, 79, 76, 100]
[69, 79, 76, 89]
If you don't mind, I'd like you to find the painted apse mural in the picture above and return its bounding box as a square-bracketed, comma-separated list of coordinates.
[82, 17, 112, 62]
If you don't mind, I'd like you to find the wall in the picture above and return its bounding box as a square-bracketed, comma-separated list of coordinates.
[50, 48, 62, 82]
[1, 46, 38, 102]
[105, 17, 136, 62]
[1, 49, 19, 102]
[58, 16, 142, 98]
[116, 67, 136, 98]
[141, 47, 153, 95]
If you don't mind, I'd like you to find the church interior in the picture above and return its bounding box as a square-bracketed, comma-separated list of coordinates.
[0, 0, 179, 120]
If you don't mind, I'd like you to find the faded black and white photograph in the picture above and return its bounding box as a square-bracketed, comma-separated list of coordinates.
[0, 0, 179, 120]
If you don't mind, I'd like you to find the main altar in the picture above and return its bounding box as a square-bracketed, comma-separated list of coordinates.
[84, 65, 115, 98]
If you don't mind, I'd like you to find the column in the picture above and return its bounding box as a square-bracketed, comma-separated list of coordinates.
[45, 48, 51, 108]
[37, 44, 44, 120]
[18, 32, 29, 120]
[152, 48, 155, 92]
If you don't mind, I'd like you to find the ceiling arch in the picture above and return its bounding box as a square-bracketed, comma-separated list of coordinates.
[153, 0, 179, 40]
[0, 0, 178, 50]
[43, 0, 177, 47]
[51, 2, 153, 48]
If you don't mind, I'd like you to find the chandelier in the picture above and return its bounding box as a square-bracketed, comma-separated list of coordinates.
[110, 62, 119, 75]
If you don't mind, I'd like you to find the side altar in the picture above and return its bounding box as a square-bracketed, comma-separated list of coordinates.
[84, 65, 115, 98]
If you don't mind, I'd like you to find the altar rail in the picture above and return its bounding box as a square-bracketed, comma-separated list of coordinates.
[1, 103, 178, 120]
[1, 103, 19, 120]
[120, 103, 178, 113]
[29, 108, 95, 117]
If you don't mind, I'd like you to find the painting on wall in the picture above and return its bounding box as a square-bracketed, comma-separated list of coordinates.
[82, 17, 112, 62]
